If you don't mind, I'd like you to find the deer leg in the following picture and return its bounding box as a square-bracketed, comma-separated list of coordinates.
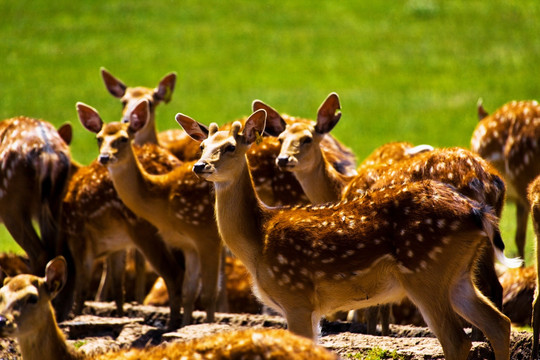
[450, 273, 511, 360]
[181, 247, 201, 327]
[365, 307, 378, 335]
[285, 308, 319, 341]
[405, 284, 471, 360]
[379, 304, 391, 336]
[3, 214, 47, 275]
[106, 251, 126, 316]
[127, 221, 184, 329]
[515, 201, 529, 262]
[132, 250, 147, 303]
[73, 254, 93, 315]
[197, 243, 222, 323]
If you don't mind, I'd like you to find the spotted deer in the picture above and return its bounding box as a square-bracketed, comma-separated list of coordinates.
[0, 116, 75, 321]
[0, 256, 338, 360]
[471, 100, 540, 261]
[0, 117, 71, 275]
[62, 141, 185, 324]
[527, 176, 540, 358]
[177, 109, 520, 360]
[77, 99, 222, 326]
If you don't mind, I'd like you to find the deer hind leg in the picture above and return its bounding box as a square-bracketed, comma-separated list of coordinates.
[99, 251, 126, 316]
[450, 272, 511, 360]
[3, 213, 47, 275]
[404, 281, 471, 360]
[197, 242, 222, 323]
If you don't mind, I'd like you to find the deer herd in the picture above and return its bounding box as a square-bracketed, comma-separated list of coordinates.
[2, 69, 540, 360]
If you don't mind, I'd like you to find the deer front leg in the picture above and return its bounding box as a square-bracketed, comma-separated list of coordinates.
[284, 307, 320, 341]
[197, 242, 223, 323]
[181, 247, 202, 327]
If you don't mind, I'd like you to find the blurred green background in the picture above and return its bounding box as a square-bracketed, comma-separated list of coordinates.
[0, 0, 539, 263]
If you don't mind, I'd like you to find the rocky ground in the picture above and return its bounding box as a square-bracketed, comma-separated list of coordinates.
[0, 301, 533, 359]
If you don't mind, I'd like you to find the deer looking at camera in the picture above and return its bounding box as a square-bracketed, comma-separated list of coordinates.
[471, 100, 540, 262]
[178, 109, 519, 360]
[101, 68, 357, 206]
[261, 93, 506, 337]
[77, 99, 222, 327]
[0, 256, 338, 360]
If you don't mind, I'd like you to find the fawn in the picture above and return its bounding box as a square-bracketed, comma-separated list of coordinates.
[0, 256, 338, 360]
[77, 99, 222, 327]
[62, 141, 185, 322]
[471, 99, 540, 261]
[177, 109, 520, 360]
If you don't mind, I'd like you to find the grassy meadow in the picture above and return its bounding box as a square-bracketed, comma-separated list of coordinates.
[1, 0, 540, 263]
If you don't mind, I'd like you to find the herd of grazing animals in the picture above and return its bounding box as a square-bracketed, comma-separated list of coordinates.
[3, 68, 540, 359]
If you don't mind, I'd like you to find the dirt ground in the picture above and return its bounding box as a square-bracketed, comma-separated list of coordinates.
[0, 301, 532, 359]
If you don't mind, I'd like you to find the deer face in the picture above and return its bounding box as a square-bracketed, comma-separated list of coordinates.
[194, 122, 244, 182]
[0, 257, 65, 339]
[96, 122, 132, 166]
[276, 122, 321, 172]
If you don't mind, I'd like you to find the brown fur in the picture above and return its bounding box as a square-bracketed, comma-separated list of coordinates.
[471, 100, 540, 260]
[179, 111, 513, 360]
[0, 259, 337, 360]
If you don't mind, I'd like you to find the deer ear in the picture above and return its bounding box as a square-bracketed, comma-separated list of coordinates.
[77, 102, 103, 134]
[252, 100, 286, 137]
[154, 73, 177, 104]
[44, 256, 67, 299]
[243, 109, 267, 144]
[315, 92, 341, 134]
[175, 113, 209, 142]
[57, 123, 73, 145]
[477, 98, 489, 120]
[100, 67, 127, 98]
[129, 100, 150, 133]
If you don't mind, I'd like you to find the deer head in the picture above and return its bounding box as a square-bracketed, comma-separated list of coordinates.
[77, 99, 150, 166]
[0, 256, 66, 339]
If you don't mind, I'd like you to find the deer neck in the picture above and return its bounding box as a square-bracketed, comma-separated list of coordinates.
[213, 156, 266, 274]
[295, 151, 346, 204]
[18, 304, 83, 360]
[106, 145, 158, 219]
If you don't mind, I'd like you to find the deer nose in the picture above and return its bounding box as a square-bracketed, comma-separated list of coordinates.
[276, 156, 290, 168]
[193, 162, 208, 174]
[0, 315, 7, 328]
[98, 154, 111, 165]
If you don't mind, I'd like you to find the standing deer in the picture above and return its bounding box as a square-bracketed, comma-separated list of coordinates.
[177, 109, 520, 360]
[0, 256, 338, 360]
[471, 100, 540, 261]
[62, 142, 185, 323]
[77, 99, 222, 326]
[0, 116, 75, 320]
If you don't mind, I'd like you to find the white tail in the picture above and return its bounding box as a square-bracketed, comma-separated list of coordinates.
[0, 256, 338, 360]
[77, 99, 222, 327]
[178, 110, 513, 360]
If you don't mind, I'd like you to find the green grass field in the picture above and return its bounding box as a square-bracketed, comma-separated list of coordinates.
[1, 0, 539, 263]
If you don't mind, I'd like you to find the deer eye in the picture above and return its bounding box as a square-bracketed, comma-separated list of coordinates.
[223, 145, 236, 154]
[302, 137, 312, 145]
[26, 294, 38, 305]
[97, 137, 103, 146]
[199, 144, 205, 152]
